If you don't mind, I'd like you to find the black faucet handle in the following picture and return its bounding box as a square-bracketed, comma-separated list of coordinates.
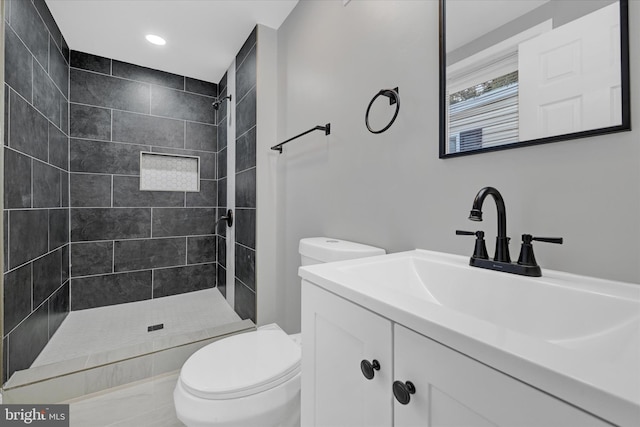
[532, 236, 563, 244]
[456, 230, 489, 259]
[518, 234, 564, 267]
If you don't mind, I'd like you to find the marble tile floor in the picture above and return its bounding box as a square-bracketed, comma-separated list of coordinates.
[34, 288, 240, 366]
[65, 370, 185, 427]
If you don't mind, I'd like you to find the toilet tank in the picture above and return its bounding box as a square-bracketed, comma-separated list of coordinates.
[299, 237, 386, 266]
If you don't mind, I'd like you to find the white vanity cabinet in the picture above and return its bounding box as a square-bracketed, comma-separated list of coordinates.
[393, 325, 609, 427]
[302, 281, 612, 427]
[301, 281, 393, 427]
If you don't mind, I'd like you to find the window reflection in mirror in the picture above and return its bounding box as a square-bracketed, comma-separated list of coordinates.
[440, 0, 630, 158]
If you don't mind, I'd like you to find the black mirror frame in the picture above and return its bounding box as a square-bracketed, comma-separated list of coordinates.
[439, 0, 631, 159]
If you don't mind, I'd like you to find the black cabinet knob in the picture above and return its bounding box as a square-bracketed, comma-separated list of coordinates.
[393, 380, 416, 405]
[360, 359, 380, 380]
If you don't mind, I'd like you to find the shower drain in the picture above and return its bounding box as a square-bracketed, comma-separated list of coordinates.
[147, 323, 164, 332]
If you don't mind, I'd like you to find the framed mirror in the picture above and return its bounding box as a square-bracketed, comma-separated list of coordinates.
[439, 0, 630, 158]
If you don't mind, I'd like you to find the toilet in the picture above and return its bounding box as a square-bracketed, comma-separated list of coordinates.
[173, 237, 385, 427]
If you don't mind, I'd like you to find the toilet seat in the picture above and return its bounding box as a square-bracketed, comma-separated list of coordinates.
[179, 329, 301, 400]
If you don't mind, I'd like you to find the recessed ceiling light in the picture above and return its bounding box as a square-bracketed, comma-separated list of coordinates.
[145, 34, 166, 46]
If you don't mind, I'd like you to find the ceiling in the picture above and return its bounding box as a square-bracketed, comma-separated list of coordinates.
[45, 0, 299, 84]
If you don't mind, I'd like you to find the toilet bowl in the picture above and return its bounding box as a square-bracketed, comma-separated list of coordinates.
[174, 238, 385, 427]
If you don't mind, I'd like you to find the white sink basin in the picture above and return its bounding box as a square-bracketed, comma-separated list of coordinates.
[339, 253, 639, 357]
[299, 249, 640, 426]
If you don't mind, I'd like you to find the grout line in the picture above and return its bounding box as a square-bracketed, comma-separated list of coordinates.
[69, 66, 216, 99]
[111, 175, 114, 207]
[68, 101, 216, 127]
[70, 261, 216, 280]
[4, 146, 69, 174]
[112, 241, 115, 273]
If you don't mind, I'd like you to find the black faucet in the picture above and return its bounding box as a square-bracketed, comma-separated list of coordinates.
[457, 187, 563, 277]
[468, 186, 511, 263]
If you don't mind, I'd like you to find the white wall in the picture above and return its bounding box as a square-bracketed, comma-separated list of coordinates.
[272, 0, 640, 333]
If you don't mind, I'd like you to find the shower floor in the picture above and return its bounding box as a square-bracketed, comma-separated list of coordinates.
[33, 288, 241, 367]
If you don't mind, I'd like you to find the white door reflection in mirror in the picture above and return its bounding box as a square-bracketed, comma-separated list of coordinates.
[519, 2, 621, 140]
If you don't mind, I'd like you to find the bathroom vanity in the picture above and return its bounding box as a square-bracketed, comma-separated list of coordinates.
[299, 250, 640, 427]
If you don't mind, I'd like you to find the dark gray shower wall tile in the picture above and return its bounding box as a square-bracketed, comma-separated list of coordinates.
[217, 178, 227, 210]
[236, 126, 256, 172]
[236, 26, 257, 70]
[217, 264, 226, 298]
[234, 279, 256, 323]
[70, 139, 148, 174]
[71, 208, 151, 242]
[70, 51, 111, 75]
[236, 167, 256, 208]
[218, 72, 227, 94]
[152, 208, 215, 237]
[186, 180, 216, 207]
[33, 248, 62, 308]
[33, 61, 62, 127]
[61, 36, 70, 64]
[112, 176, 184, 208]
[62, 170, 69, 207]
[185, 121, 217, 152]
[5, 25, 33, 102]
[7, 303, 48, 377]
[49, 122, 69, 170]
[4, 148, 31, 209]
[217, 147, 227, 179]
[48, 281, 69, 338]
[153, 263, 215, 298]
[70, 68, 150, 114]
[235, 209, 256, 249]
[236, 87, 256, 139]
[60, 97, 69, 134]
[235, 244, 256, 291]
[69, 104, 111, 141]
[114, 237, 186, 272]
[61, 244, 69, 282]
[9, 0, 49, 71]
[33, 0, 63, 49]
[9, 209, 48, 269]
[187, 236, 216, 264]
[150, 86, 215, 124]
[9, 89, 48, 161]
[112, 60, 184, 90]
[112, 110, 184, 148]
[3, 263, 32, 333]
[71, 270, 152, 310]
[4, 84, 8, 147]
[216, 87, 227, 126]
[217, 118, 227, 151]
[33, 160, 61, 208]
[70, 172, 112, 206]
[216, 236, 226, 267]
[185, 78, 217, 97]
[236, 46, 256, 103]
[49, 35, 69, 96]
[4, 212, 8, 273]
[151, 147, 215, 180]
[49, 208, 69, 250]
[71, 241, 113, 277]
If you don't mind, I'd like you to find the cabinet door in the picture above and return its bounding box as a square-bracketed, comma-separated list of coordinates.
[393, 325, 611, 427]
[301, 281, 392, 427]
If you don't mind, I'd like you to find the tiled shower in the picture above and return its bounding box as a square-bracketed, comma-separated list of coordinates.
[2, 0, 258, 386]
